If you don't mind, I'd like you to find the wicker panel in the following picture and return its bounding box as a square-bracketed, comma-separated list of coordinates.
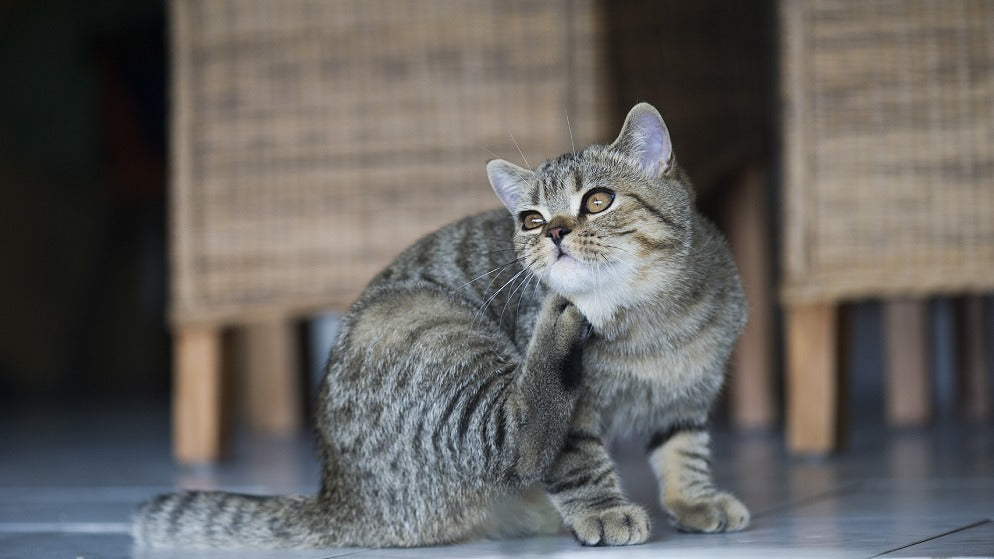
[782, 0, 994, 303]
[170, 0, 611, 324]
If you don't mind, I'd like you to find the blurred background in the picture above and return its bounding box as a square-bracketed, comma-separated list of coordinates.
[1, 0, 991, 463]
[0, 0, 168, 398]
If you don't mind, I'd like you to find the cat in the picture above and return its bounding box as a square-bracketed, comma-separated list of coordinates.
[133, 102, 749, 549]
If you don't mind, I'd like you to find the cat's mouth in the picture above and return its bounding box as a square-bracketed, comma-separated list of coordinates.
[551, 246, 586, 270]
[554, 245, 581, 264]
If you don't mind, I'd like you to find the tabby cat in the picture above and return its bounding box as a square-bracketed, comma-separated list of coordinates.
[133, 103, 749, 549]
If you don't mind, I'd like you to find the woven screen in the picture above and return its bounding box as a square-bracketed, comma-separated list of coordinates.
[781, 0, 994, 303]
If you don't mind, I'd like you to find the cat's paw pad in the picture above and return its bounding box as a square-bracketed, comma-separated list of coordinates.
[570, 504, 650, 546]
[666, 492, 750, 533]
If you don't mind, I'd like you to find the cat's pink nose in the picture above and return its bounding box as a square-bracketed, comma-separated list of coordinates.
[547, 225, 571, 246]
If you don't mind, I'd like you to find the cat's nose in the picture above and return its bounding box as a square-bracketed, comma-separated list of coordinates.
[546, 225, 571, 246]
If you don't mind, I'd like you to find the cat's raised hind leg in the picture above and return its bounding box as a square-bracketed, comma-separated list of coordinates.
[504, 293, 592, 481]
[647, 423, 749, 533]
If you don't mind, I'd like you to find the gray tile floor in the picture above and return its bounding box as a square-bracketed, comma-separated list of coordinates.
[1, 399, 992, 559]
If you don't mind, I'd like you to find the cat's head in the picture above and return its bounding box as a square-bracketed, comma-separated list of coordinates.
[486, 103, 695, 325]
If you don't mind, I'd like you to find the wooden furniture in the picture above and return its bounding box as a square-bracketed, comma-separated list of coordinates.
[780, 0, 994, 454]
[169, 0, 771, 463]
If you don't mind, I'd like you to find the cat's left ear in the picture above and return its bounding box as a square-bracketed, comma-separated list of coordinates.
[487, 159, 534, 212]
[610, 102, 674, 177]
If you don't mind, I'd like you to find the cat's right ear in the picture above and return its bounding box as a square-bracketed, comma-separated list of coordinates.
[610, 103, 674, 177]
[487, 159, 534, 213]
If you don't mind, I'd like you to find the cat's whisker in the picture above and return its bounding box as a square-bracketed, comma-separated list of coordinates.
[476, 235, 529, 245]
[602, 243, 636, 256]
[480, 247, 521, 259]
[611, 260, 640, 278]
[604, 252, 640, 273]
[585, 246, 640, 277]
[454, 257, 523, 293]
[485, 267, 529, 309]
[597, 244, 642, 272]
[507, 128, 531, 171]
[478, 261, 520, 304]
[478, 237, 528, 248]
[596, 247, 634, 264]
[477, 267, 529, 323]
[565, 108, 576, 154]
[513, 273, 536, 325]
[499, 270, 535, 329]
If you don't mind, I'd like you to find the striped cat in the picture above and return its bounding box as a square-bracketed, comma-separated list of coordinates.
[133, 103, 749, 549]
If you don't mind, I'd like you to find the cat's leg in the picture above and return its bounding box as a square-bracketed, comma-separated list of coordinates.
[647, 423, 749, 533]
[544, 402, 650, 546]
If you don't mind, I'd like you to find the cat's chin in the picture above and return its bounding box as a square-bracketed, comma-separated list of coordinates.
[545, 255, 592, 291]
[544, 259, 631, 329]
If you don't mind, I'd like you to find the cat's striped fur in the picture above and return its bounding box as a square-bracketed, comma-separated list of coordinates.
[133, 103, 749, 549]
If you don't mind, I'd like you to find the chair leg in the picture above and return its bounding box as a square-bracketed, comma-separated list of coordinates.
[725, 164, 776, 429]
[957, 295, 990, 421]
[238, 319, 302, 435]
[173, 325, 224, 463]
[786, 303, 840, 455]
[883, 298, 931, 426]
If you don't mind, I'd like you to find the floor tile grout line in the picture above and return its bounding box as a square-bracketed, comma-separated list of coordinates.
[864, 518, 992, 558]
[750, 481, 863, 520]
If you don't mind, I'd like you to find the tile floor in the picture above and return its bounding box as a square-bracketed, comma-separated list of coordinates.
[1, 398, 992, 559]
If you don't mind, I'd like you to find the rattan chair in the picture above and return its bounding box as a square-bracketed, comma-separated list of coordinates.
[780, 0, 993, 454]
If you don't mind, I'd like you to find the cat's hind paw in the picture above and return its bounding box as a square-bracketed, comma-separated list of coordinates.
[666, 492, 750, 533]
[570, 504, 650, 546]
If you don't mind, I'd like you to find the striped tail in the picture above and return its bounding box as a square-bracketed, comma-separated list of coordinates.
[132, 491, 336, 549]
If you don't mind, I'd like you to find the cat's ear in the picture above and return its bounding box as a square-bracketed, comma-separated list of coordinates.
[610, 103, 673, 177]
[487, 159, 534, 212]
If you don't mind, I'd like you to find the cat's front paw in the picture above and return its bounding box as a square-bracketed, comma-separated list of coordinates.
[666, 492, 749, 533]
[570, 504, 650, 546]
[556, 304, 591, 342]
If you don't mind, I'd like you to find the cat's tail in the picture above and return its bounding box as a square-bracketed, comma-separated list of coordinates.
[132, 490, 339, 549]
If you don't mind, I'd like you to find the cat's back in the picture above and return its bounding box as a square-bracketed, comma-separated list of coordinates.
[343, 208, 543, 350]
[369, 208, 513, 293]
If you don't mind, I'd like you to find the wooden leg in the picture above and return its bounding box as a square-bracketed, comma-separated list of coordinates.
[238, 319, 302, 435]
[883, 298, 931, 426]
[726, 165, 776, 429]
[957, 296, 990, 421]
[786, 303, 840, 455]
[173, 325, 224, 463]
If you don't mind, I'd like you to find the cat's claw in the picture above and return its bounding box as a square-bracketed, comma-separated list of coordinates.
[570, 504, 650, 546]
[666, 492, 750, 533]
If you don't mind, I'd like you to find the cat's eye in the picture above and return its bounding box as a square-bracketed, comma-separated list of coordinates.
[520, 211, 546, 231]
[583, 189, 615, 215]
